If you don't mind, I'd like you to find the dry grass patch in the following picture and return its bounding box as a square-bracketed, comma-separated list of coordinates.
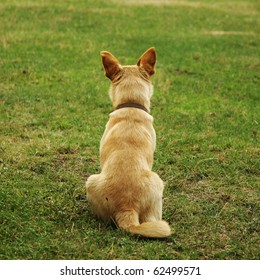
[113, 0, 258, 16]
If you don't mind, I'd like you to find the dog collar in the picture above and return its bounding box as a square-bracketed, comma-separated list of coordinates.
[115, 103, 148, 113]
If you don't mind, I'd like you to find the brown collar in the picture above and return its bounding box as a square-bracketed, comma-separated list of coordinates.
[115, 103, 148, 113]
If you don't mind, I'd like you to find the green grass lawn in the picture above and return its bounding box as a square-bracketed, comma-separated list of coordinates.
[0, 0, 259, 259]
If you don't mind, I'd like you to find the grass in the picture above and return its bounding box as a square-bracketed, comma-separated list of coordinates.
[0, 0, 259, 260]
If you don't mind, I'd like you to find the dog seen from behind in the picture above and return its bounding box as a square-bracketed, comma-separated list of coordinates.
[86, 47, 171, 238]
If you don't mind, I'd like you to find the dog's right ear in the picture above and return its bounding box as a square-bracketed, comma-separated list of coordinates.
[100, 51, 122, 81]
[137, 47, 156, 76]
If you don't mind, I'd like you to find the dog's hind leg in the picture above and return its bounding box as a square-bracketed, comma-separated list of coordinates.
[140, 171, 164, 223]
[86, 174, 100, 198]
[86, 174, 110, 221]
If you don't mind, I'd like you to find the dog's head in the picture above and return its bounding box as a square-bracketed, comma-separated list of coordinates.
[100, 48, 156, 111]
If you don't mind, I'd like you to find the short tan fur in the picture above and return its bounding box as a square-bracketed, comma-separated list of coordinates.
[86, 48, 171, 238]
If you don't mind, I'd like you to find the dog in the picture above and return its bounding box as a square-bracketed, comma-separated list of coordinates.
[86, 47, 171, 238]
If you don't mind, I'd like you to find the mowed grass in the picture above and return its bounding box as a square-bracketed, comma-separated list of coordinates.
[0, 0, 259, 259]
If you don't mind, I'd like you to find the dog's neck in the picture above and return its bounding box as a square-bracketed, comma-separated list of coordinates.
[115, 102, 149, 113]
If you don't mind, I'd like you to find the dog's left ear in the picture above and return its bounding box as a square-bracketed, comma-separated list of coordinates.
[101, 51, 122, 81]
[137, 47, 156, 76]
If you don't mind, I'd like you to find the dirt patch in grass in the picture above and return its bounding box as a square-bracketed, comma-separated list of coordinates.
[204, 31, 257, 36]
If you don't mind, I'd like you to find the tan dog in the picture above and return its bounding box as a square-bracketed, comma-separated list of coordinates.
[86, 48, 171, 238]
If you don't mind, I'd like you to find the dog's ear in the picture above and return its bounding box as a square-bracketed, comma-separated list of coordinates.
[137, 47, 156, 76]
[100, 51, 122, 81]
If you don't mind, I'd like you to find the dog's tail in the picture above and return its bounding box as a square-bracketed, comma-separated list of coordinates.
[115, 210, 171, 238]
